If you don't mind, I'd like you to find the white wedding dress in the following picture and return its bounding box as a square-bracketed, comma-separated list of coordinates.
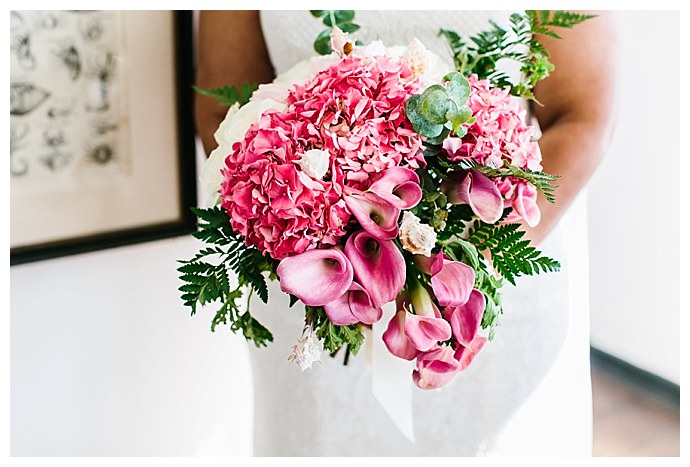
[245, 10, 593, 456]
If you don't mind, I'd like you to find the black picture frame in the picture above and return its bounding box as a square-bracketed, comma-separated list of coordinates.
[10, 11, 197, 266]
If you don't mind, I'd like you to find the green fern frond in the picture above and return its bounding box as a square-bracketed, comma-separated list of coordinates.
[467, 222, 561, 286]
[177, 207, 276, 347]
[193, 83, 257, 107]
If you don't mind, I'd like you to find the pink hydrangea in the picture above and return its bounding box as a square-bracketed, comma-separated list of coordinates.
[289, 54, 426, 191]
[219, 54, 425, 259]
[443, 75, 542, 171]
[442, 75, 544, 226]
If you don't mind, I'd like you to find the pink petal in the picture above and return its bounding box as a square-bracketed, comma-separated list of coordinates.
[454, 336, 487, 371]
[348, 282, 383, 324]
[345, 230, 406, 307]
[513, 182, 541, 227]
[430, 260, 475, 307]
[413, 345, 461, 390]
[443, 289, 486, 347]
[403, 314, 452, 352]
[323, 292, 358, 326]
[323, 282, 382, 325]
[368, 167, 423, 209]
[445, 170, 504, 224]
[382, 309, 419, 360]
[413, 251, 444, 276]
[344, 192, 400, 240]
[277, 248, 353, 306]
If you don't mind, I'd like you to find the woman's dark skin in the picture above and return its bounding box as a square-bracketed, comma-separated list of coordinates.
[194, 10, 618, 245]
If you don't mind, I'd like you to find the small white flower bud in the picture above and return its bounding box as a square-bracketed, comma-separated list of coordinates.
[297, 149, 331, 180]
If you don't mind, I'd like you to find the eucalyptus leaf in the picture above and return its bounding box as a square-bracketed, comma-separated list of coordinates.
[314, 29, 332, 55]
[323, 10, 355, 27]
[419, 88, 451, 125]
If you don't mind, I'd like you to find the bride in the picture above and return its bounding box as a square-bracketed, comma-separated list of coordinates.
[194, 10, 617, 456]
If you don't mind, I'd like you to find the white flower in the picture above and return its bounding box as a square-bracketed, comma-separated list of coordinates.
[399, 211, 437, 257]
[401, 38, 454, 87]
[329, 25, 353, 57]
[288, 325, 322, 371]
[297, 149, 330, 180]
[199, 97, 287, 206]
[358, 40, 386, 57]
[274, 54, 340, 86]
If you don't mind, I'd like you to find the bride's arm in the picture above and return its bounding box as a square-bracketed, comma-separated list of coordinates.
[527, 12, 619, 244]
[194, 11, 275, 156]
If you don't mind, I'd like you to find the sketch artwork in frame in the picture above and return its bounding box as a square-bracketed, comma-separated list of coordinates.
[10, 10, 196, 265]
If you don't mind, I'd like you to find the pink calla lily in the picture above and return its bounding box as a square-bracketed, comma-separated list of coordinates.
[367, 167, 423, 209]
[323, 282, 382, 325]
[415, 251, 475, 307]
[382, 308, 419, 360]
[344, 192, 400, 240]
[405, 280, 452, 351]
[442, 169, 504, 224]
[277, 247, 353, 306]
[509, 181, 541, 227]
[413, 345, 461, 390]
[443, 289, 486, 347]
[404, 314, 452, 352]
[454, 335, 488, 371]
[344, 230, 406, 307]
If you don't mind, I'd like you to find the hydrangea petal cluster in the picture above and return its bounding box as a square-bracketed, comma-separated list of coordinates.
[219, 53, 425, 259]
[220, 111, 350, 259]
[288, 54, 426, 191]
[443, 75, 542, 171]
[442, 75, 544, 226]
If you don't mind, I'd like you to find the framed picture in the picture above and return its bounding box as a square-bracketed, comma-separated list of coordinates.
[10, 10, 197, 265]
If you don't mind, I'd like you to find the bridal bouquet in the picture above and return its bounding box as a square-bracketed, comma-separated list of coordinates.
[180, 11, 591, 389]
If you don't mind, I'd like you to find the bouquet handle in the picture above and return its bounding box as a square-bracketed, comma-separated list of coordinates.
[371, 301, 416, 442]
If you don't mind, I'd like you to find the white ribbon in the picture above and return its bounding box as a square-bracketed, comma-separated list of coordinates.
[368, 301, 416, 442]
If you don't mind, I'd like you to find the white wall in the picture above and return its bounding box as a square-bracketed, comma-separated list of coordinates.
[10, 235, 253, 456]
[587, 11, 680, 384]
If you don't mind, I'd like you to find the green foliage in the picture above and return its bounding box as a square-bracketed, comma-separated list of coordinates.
[406, 72, 474, 138]
[440, 10, 594, 100]
[466, 221, 561, 286]
[459, 159, 560, 204]
[177, 207, 277, 347]
[307, 306, 365, 355]
[310, 10, 360, 55]
[193, 83, 258, 107]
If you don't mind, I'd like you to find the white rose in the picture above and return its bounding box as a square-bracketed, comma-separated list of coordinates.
[274, 54, 340, 86]
[199, 97, 287, 206]
[399, 211, 437, 257]
[357, 40, 386, 57]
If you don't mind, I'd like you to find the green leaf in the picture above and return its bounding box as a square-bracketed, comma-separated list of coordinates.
[338, 22, 360, 33]
[443, 72, 471, 104]
[193, 83, 257, 107]
[466, 221, 561, 286]
[178, 207, 278, 347]
[406, 95, 445, 138]
[323, 10, 355, 27]
[419, 86, 451, 124]
[310, 10, 327, 18]
[308, 306, 365, 355]
[314, 29, 332, 55]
